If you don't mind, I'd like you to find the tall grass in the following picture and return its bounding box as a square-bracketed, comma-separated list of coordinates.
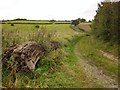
[2, 24, 77, 88]
[2, 24, 68, 88]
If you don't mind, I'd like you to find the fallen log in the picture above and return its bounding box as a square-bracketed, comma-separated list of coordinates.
[2, 41, 61, 72]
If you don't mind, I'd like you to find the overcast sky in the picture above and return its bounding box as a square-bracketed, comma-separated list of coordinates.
[0, 0, 102, 21]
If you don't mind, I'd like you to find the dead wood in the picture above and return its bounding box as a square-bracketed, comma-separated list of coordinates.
[2, 41, 61, 72]
[2, 41, 46, 71]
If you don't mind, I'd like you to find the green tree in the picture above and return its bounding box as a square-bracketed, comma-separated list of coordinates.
[92, 1, 119, 43]
[71, 19, 79, 26]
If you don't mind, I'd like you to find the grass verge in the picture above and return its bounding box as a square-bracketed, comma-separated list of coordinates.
[77, 36, 119, 78]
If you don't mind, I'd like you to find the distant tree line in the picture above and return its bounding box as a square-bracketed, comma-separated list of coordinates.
[14, 18, 27, 20]
[92, 1, 120, 43]
[71, 19, 79, 26]
[71, 18, 86, 26]
[49, 19, 55, 22]
[78, 18, 86, 22]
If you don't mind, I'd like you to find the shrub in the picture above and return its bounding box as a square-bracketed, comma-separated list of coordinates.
[35, 25, 39, 28]
[11, 23, 14, 26]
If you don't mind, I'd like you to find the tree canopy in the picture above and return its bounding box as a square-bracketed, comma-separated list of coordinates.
[92, 1, 119, 43]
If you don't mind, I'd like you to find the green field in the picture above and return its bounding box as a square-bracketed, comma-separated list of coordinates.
[2, 22, 118, 88]
[2, 24, 78, 51]
[1, 20, 71, 24]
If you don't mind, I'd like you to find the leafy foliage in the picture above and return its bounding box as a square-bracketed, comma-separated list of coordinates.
[92, 1, 119, 43]
[71, 19, 79, 26]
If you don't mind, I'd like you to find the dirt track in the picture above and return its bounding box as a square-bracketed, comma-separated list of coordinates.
[75, 42, 118, 88]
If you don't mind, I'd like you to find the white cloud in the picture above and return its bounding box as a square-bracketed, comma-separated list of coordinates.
[0, 0, 102, 20]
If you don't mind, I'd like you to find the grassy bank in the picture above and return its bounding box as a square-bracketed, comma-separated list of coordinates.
[77, 35, 118, 78]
